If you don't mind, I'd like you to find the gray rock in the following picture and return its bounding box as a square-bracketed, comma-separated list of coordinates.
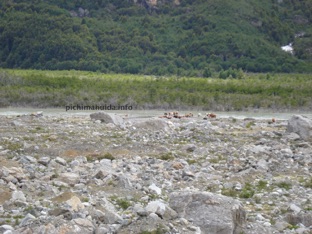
[257, 159, 268, 171]
[289, 203, 302, 214]
[48, 208, 71, 217]
[182, 170, 195, 178]
[10, 120, 23, 127]
[133, 204, 148, 216]
[55, 221, 94, 234]
[11, 191, 26, 203]
[0, 225, 14, 233]
[19, 213, 36, 226]
[116, 174, 132, 189]
[3, 230, 13, 234]
[169, 191, 246, 234]
[90, 112, 124, 127]
[24, 155, 37, 163]
[58, 172, 80, 186]
[274, 220, 290, 232]
[148, 183, 162, 195]
[95, 224, 109, 234]
[146, 200, 166, 216]
[66, 196, 85, 211]
[94, 170, 109, 179]
[286, 212, 312, 227]
[286, 132, 301, 141]
[102, 208, 123, 224]
[55, 157, 67, 166]
[287, 115, 312, 141]
[72, 218, 94, 229]
[38, 157, 51, 166]
[36, 223, 56, 233]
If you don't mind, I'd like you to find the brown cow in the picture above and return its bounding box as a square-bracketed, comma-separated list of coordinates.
[268, 118, 276, 124]
[207, 113, 216, 118]
[184, 113, 194, 118]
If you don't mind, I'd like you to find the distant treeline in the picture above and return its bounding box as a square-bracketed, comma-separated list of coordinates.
[0, 0, 311, 75]
[1, 69, 312, 111]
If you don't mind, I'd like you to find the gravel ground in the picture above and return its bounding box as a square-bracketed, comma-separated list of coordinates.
[0, 111, 311, 234]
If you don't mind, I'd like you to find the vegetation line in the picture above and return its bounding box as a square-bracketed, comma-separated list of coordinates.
[1, 69, 312, 111]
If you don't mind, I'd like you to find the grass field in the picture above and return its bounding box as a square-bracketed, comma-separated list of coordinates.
[1, 69, 312, 111]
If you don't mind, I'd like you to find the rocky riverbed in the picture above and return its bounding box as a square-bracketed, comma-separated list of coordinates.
[0, 112, 311, 234]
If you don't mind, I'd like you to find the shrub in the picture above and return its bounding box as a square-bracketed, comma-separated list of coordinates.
[276, 181, 292, 190]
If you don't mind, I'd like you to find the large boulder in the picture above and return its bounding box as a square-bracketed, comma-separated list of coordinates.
[90, 112, 124, 127]
[169, 191, 246, 234]
[287, 115, 312, 141]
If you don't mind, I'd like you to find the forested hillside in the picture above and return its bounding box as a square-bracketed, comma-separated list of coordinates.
[0, 0, 311, 76]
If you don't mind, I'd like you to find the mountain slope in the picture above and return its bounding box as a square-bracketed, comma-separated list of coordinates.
[0, 0, 311, 75]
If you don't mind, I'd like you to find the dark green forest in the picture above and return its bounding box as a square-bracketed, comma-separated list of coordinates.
[0, 0, 312, 75]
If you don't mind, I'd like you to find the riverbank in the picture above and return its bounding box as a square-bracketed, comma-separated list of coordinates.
[1, 107, 312, 120]
[0, 112, 311, 233]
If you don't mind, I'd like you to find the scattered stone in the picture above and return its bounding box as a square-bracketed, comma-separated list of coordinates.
[0, 113, 311, 234]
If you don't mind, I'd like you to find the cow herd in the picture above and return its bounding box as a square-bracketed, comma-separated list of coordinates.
[159, 111, 217, 120]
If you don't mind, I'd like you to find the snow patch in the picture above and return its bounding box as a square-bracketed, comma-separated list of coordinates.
[281, 43, 294, 54]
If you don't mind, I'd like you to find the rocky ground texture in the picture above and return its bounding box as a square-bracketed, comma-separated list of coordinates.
[0, 112, 311, 234]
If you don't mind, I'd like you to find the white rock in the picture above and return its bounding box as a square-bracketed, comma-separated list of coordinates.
[58, 172, 80, 185]
[148, 183, 162, 195]
[289, 203, 301, 214]
[55, 157, 67, 166]
[145, 200, 166, 216]
[11, 191, 26, 202]
[66, 196, 85, 212]
[1, 225, 14, 230]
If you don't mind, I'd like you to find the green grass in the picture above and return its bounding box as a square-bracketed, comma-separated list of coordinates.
[86, 152, 115, 162]
[304, 177, 312, 188]
[140, 228, 166, 234]
[246, 121, 255, 128]
[159, 152, 175, 161]
[239, 183, 255, 199]
[221, 188, 238, 197]
[222, 182, 255, 199]
[276, 181, 292, 190]
[110, 196, 131, 210]
[1, 69, 312, 111]
[257, 180, 268, 190]
[1, 139, 23, 152]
